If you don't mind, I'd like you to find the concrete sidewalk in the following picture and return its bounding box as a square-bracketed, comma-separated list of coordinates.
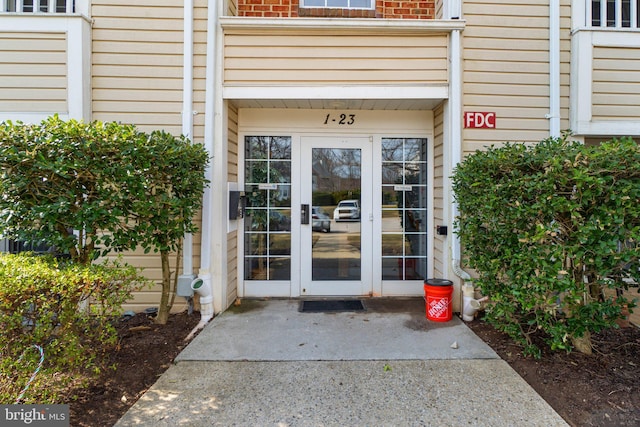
[114, 298, 568, 426]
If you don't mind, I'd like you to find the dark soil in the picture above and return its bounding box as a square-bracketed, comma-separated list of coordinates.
[68, 310, 640, 427]
[467, 318, 640, 427]
[68, 311, 200, 427]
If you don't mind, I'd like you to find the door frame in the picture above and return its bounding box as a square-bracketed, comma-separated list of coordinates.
[300, 136, 373, 296]
[237, 109, 435, 299]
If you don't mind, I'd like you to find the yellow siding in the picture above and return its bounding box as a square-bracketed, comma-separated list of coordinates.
[592, 46, 640, 120]
[92, 1, 208, 312]
[91, 0, 184, 133]
[560, 0, 571, 132]
[227, 104, 240, 307]
[227, 0, 238, 16]
[228, 104, 239, 182]
[432, 102, 445, 279]
[462, 0, 552, 152]
[227, 231, 238, 307]
[435, 0, 444, 19]
[110, 247, 188, 314]
[193, 0, 208, 146]
[224, 33, 448, 86]
[191, 211, 203, 277]
[188, 0, 208, 280]
[0, 32, 67, 113]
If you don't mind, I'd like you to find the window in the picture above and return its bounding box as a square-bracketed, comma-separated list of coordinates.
[591, 0, 639, 28]
[380, 138, 428, 281]
[301, 0, 374, 9]
[0, 237, 68, 258]
[244, 136, 292, 281]
[2, 0, 74, 13]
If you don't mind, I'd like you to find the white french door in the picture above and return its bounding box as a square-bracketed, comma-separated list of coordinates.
[299, 136, 373, 296]
[240, 125, 432, 299]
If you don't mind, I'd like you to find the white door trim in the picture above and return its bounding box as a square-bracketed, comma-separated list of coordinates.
[300, 136, 373, 297]
[237, 109, 435, 298]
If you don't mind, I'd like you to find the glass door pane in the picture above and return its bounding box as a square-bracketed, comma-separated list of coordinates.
[381, 138, 428, 281]
[244, 136, 292, 281]
[301, 136, 371, 296]
[311, 147, 361, 281]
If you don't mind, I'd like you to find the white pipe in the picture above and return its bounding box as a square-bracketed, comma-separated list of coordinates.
[201, 0, 218, 276]
[462, 297, 481, 321]
[185, 276, 214, 340]
[462, 296, 489, 321]
[449, 28, 472, 284]
[181, 0, 195, 277]
[191, 0, 219, 327]
[210, 0, 228, 316]
[548, 0, 561, 137]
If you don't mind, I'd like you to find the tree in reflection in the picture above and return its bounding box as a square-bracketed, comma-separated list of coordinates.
[312, 148, 361, 203]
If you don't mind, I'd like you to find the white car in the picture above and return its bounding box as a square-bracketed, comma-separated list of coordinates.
[333, 200, 360, 221]
[311, 206, 331, 232]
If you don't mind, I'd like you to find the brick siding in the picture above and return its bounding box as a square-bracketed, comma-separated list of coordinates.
[237, 0, 435, 19]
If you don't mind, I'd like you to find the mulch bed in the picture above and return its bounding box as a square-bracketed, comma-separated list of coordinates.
[466, 318, 640, 427]
[68, 311, 200, 427]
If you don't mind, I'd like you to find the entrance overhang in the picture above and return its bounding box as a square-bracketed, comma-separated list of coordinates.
[223, 86, 448, 111]
[204, 13, 467, 314]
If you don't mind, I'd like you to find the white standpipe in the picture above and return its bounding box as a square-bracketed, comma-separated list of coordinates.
[185, 274, 214, 341]
[462, 283, 489, 321]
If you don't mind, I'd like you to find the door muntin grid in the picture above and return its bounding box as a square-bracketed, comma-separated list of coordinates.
[381, 138, 428, 281]
[244, 136, 292, 281]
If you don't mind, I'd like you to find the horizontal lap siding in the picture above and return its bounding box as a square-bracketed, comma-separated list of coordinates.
[433, 102, 445, 279]
[592, 47, 640, 120]
[190, 0, 208, 281]
[91, 1, 184, 134]
[224, 33, 448, 85]
[105, 247, 187, 313]
[462, 0, 554, 153]
[0, 32, 67, 113]
[227, 104, 239, 307]
[560, 0, 571, 131]
[92, 1, 206, 313]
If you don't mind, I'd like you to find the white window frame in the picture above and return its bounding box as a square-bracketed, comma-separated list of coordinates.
[0, 7, 91, 122]
[1, 0, 74, 13]
[588, 0, 639, 28]
[299, 0, 375, 10]
[571, 30, 640, 135]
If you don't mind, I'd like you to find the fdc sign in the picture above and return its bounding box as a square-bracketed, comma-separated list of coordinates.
[464, 112, 496, 129]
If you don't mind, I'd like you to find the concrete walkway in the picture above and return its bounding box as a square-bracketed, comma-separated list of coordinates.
[115, 298, 568, 426]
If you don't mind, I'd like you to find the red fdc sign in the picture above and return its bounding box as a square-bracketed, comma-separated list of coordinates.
[464, 112, 496, 129]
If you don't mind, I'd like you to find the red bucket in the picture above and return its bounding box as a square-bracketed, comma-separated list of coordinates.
[424, 279, 453, 322]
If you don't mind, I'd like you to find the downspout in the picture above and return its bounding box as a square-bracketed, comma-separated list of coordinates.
[548, 0, 561, 137]
[181, 0, 195, 279]
[449, 27, 471, 284]
[186, 0, 219, 339]
[450, 24, 483, 321]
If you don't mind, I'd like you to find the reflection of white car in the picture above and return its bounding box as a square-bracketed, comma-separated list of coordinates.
[333, 200, 360, 221]
[311, 207, 331, 232]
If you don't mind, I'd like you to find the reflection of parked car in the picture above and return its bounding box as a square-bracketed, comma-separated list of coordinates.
[333, 200, 360, 221]
[311, 206, 331, 232]
[269, 211, 291, 231]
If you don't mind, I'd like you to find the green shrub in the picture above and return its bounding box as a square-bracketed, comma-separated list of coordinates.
[128, 130, 209, 324]
[0, 116, 145, 264]
[453, 135, 640, 356]
[0, 253, 149, 403]
[0, 117, 209, 324]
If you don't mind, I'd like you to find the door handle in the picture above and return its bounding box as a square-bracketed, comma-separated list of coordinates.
[301, 204, 310, 225]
